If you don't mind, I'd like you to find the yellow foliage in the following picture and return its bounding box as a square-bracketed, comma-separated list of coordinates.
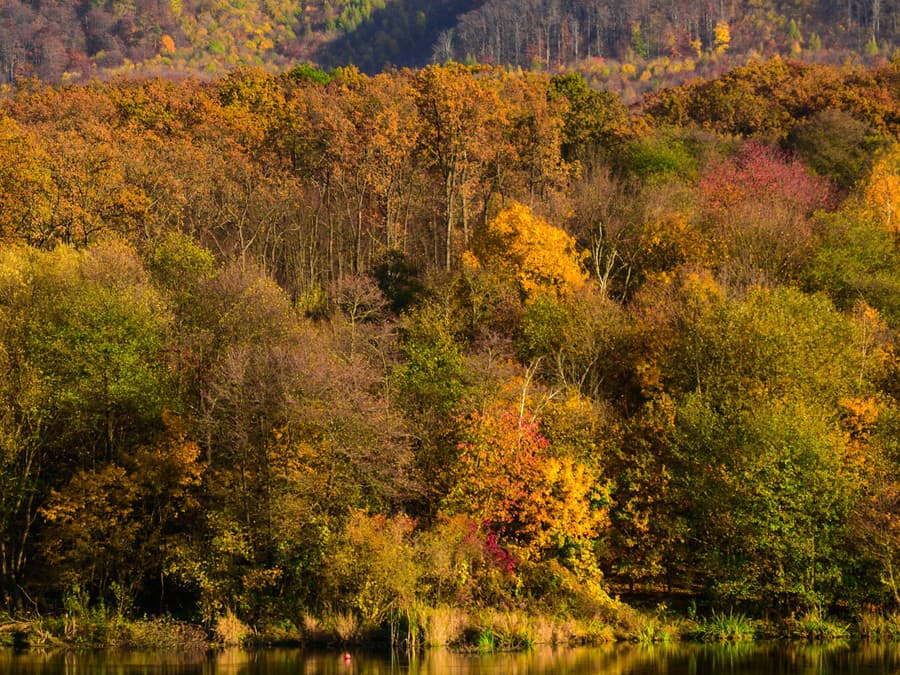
[714, 21, 731, 54]
[865, 143, 900, 235]
[621, 62, 638, 79]
[469, 201, 587, 298]
[638, 214, 711, 273]
[839, 396, 880, 445]
[691, 39, 702, 59]
[519, 456, 609, 554]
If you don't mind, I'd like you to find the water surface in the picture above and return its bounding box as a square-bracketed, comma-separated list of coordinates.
[3, 642, 900, 674]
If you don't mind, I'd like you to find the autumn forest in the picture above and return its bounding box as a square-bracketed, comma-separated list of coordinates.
[0, 54, 899, 646]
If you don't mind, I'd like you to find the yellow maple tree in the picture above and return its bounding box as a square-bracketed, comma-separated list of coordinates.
[468, 201, 587, 298]
[865, 143, 899, 240]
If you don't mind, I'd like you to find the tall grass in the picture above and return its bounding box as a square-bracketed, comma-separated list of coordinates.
[213, 610, 250, 646]
[473, 611, 534, 651]
[691, 610, 755, 642]
[422, 606, 468, 647]
[477, 628, 495, 653]
[615, 603, 684, 644]
[784, 610, 849, 641]
[857, 611, 900, 640]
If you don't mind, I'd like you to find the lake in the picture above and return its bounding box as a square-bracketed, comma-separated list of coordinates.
[3, 643, 900, 674]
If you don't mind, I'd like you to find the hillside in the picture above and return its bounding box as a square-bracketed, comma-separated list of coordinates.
[0, 0, 896, 87]
[0, 60, 897, 637]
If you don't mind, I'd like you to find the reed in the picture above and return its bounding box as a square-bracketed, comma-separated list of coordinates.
[857, 610, 900, 640]
[785, 609, 849, 641]
[422, 605, 468, 647]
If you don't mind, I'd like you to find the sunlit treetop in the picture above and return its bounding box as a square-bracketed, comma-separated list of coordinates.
[466, 201, 587, 299]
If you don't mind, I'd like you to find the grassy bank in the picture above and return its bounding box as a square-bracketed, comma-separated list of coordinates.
[6, 606, 900, 651]
[1, 613, 207, 650]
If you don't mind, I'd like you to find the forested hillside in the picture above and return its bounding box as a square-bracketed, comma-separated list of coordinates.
[0, 59, 898, 644]
[0, 0, 896, 88]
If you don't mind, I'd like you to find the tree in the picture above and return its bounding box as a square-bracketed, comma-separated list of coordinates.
[413, 64, 507, 270]
[39, 420, 204, 610]
[393, 302, 469, 505]
[713, 20, 731, 54]
[0, 116, 53, 245]
[0, 240, 171, 607]
[631, 273, 879, 608]
[445, 403, 609, 586]
[517, 288, 634, 400]
[467, 201, 587, 299]
[787, 109, 885, 191]
[864, 143, 900, 242]
[549, 72, 630, 166]
[675, 393, 855, 610]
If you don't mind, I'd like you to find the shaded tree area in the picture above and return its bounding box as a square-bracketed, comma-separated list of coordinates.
[0, 60, 898, 638]
[314, 0, 485, 72]
[444, 0, 899, 70]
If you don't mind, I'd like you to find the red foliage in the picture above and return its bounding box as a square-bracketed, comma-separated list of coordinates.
[700, 141, 833, 215]
[465, 521, 517, 575]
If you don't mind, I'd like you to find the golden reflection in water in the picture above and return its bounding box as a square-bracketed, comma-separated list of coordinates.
[210, 647, 253, 674]
[4, 642, 900, 675]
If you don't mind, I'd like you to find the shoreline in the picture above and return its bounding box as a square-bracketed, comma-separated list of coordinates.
[3, 606, 898, 652]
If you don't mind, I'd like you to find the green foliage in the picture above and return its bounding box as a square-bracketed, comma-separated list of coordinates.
[785, 610, 850, 640]
[788, 109, 886, 190]
[371, 249, 424, 313]
[144, 231, 216, 310]
[1, 241, 171, 463]
[549, 71, 630, 162]
[865, 36, 879, 57]
[680, 398, 852, 610]
[856, 611, 900, 640]
[517, 290, 633, 399]
[320, 512, 420, 628]
[394, 302, 467, 419]
[620, 130, 699, 181]
[659, 282, 873, 611]
[477, 628, 495, 652]
[287, 63, 333, 85]
[804, 208, 900, 327]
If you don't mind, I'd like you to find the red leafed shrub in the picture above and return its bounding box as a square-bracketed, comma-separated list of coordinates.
[700, 141, 833, 216]
[699, 141, 834, 284]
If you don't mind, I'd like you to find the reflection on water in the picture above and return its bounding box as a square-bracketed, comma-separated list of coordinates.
[3, 642, 900, 675]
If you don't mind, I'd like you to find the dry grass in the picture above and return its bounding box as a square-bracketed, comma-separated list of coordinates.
[530, 614, 581, 645]
[332, 611, 360, 642]
[213, 610, 250, 646]
[422, 606, 469, 647]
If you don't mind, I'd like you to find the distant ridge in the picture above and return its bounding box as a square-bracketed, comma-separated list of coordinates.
[0, 0, 895, 85]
